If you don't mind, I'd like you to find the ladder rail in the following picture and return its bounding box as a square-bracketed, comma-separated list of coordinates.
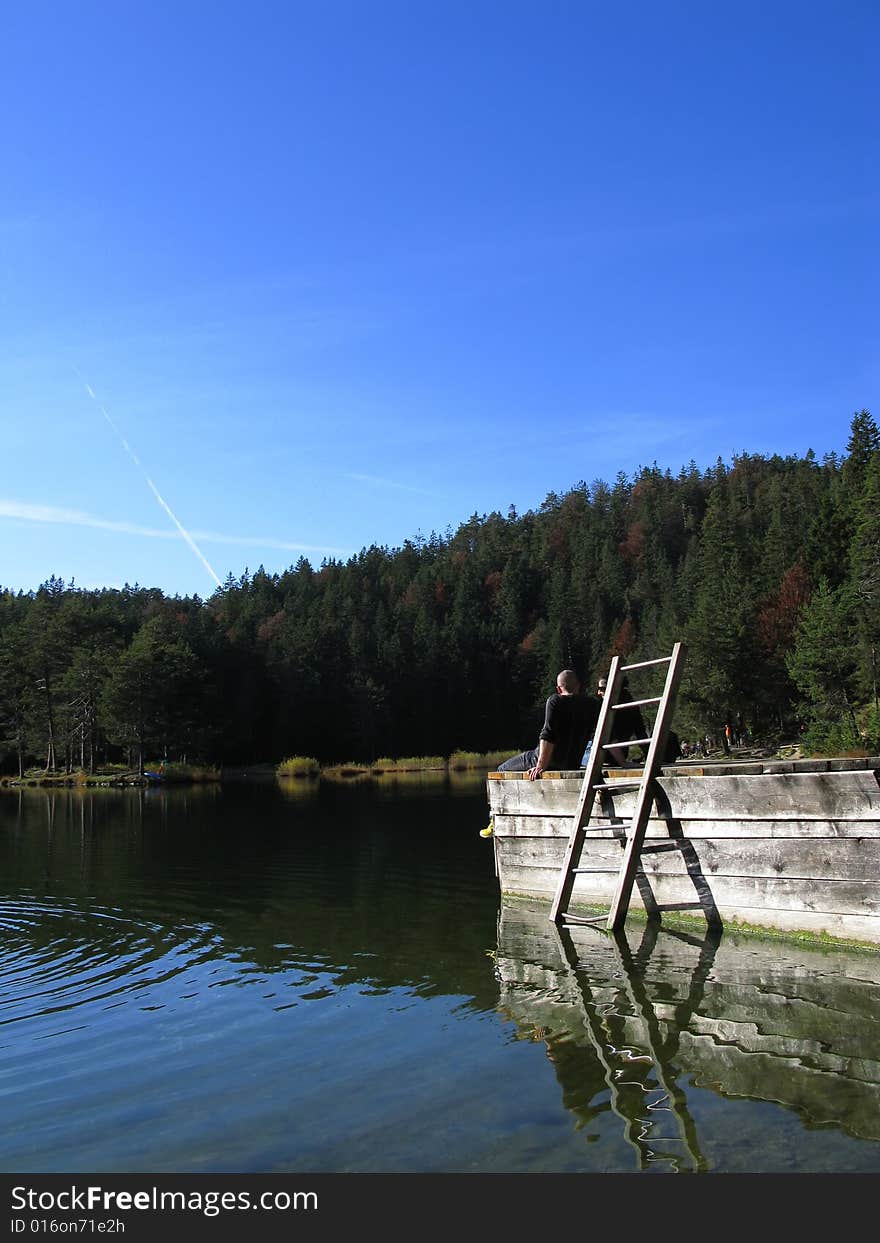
[606, 642, 686, 931]
[548, 655, 622, 922]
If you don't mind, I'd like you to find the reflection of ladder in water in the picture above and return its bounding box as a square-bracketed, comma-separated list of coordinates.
[552, 920, 720, 1173]
[550, 642, 705, 931]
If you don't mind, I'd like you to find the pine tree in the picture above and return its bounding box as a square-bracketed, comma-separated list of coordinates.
[786, 580, 858, 737]
[845, 409, 880, 474]
[849, 452, 880, 707]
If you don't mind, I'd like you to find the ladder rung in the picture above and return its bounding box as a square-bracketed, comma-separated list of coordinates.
[601, 736, 652, 749]
[560, 913, 607, 925]
[612, 696, 662, 709]
[592, 781, 641, 790]
[572, 867, 613, 873]
[621, 656, 672, 671]
[654, 902, 704, 911]
[639, 841, 686, 854]
[587, 815, 674, 827]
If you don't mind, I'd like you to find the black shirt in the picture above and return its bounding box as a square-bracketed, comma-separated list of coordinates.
[539, 693, 601, 769]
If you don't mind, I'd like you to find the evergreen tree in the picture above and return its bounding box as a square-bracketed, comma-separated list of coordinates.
[786, 580, 858, 740]
[101, 615, 203, 773]
[849, 451, 880, 707]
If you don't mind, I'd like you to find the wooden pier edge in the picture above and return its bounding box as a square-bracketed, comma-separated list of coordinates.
[486, 760, 880, 948]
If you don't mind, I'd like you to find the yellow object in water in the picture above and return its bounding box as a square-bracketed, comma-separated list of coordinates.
[480, 820, 494, 838]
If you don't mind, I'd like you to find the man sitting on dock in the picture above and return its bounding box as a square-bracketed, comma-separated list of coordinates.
[498, 669, 600, 781]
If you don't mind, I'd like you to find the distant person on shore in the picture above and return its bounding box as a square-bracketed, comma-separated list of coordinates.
[498, 669, 600, 781]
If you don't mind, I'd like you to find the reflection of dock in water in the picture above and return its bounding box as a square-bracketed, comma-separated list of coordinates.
[552, 919, 719, 1171]
[496, 901, 880, 1167]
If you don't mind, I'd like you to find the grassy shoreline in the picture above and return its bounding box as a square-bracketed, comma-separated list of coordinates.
[276, 750, 518, 782]
[5, 742, 867, 789]
[0, 763, 221, 788]
[0, 750, 516, 788]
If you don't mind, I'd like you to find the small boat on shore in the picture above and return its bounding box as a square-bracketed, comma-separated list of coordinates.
[486, 755, 880, 946]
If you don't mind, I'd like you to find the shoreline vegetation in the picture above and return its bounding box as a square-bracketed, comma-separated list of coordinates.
[0, 750, 519, 788]
[4, 742, 877, 789]
[0, 762, 223, 788]
[277, 749, 517, 782]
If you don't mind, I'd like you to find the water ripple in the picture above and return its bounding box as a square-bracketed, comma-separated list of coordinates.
[0, 896, 220, 1034]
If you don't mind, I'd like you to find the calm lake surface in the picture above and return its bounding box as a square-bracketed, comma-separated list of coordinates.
[1, 775, 880, 1174]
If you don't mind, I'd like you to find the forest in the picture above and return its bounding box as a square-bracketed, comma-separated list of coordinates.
[1, 410, 878, 775]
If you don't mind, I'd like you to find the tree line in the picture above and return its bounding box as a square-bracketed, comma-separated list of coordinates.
[2, 411, 878, 775]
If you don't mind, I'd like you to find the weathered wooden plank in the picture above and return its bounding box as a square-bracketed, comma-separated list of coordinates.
[488, 770, 880, 820]
[494, 833, 880, 881]
[497, 861, 880, 917]
[496, 899, 880, 987]
[497, 902, 880, 993]
[498, 859, 880, 926]
[501, 859, 880, 908]
[487, 757, 880, 779]
[499, 871, 880, 942]
[493, 812, 880, 839]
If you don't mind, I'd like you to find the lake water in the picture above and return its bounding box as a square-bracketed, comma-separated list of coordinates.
[1, 775, 880, 1174]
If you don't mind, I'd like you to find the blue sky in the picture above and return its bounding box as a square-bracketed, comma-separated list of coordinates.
[1, 1, 877, 597]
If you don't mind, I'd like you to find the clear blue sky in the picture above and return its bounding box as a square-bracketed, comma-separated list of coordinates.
[1, 1, 877, 597]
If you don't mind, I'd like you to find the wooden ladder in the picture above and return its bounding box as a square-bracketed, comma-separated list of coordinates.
[550, 642, 689, 931]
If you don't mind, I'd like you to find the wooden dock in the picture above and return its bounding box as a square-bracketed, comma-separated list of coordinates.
[487, 757, 880, 945]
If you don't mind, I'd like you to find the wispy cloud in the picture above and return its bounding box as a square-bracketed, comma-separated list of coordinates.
[346, 472, 440, 497]
[0, 500, 347, 556]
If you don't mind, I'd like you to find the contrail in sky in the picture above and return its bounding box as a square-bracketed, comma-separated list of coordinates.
[0, 498, 347, 555]
[75, 370, 223, 587]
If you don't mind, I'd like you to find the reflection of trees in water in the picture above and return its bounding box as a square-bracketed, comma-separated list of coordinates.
[0, 785, 499, 1008]
[496, 901, 880, 1159]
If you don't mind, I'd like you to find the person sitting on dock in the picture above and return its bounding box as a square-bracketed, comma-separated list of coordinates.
[498, 669, 600, 781]
[581, 674, 647, 766]
[580, 675, 608, 767]
[606, 675, 648, 765]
